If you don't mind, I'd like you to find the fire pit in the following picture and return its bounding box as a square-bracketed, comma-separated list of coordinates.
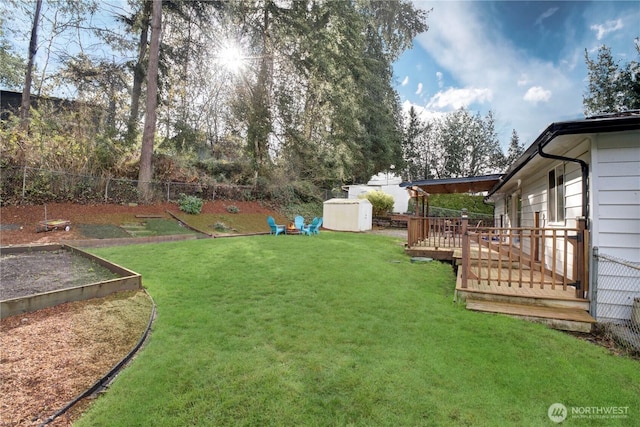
[286, 222, 299, 235]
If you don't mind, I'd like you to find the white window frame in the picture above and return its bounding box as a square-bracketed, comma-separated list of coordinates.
[547, 164, 565, 224]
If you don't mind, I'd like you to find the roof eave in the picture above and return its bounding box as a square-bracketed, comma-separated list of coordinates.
[486, 114, 640, 198]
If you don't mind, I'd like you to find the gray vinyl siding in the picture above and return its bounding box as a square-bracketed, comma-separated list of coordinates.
[512, 139, 589, 229]
[592, 132, 640, 260]
[560, 139, 590, 229]
[592, 130, 640, 323]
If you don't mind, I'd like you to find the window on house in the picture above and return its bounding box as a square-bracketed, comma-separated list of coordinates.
[548, 165, 565, 223]
[505, 193, 522, 227]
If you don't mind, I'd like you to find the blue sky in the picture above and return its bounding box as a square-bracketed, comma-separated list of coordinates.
[393, 1, 640, 148]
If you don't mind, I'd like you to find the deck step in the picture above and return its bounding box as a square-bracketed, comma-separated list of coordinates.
[465, 298, 596, 333]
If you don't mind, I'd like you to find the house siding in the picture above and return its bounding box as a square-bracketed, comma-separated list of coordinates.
[500, 139, 589, 229]
[592, 131, 640, 323]
[492, 139, 590, 281]
[490, 124, 639, 324]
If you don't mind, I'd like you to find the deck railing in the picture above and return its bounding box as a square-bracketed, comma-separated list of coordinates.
[407, 216, 465, 248]
[407, 214, 589, 299]
[460, 217, 589, 299]
[406, 216, 495, 248]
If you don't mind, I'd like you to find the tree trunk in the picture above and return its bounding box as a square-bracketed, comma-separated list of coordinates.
[250, 7, 273, 180]
[126, 1, 151, 145]
[20, 0, 43, 130]
[137, 0, 162, 201]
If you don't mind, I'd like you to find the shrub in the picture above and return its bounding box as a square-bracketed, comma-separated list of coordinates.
[226, 205, 240, 214]
[195, 159, 253, 184]
[361, 190, 394, 217]
[428, 194, 494, 217]
[213, 222, 227, 231]
[178, 193, 203, 214]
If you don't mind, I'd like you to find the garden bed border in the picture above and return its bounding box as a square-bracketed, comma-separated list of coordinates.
[1, 244, 142, 319]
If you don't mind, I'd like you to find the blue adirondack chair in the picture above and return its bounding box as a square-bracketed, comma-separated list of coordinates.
[301, 217, 319, 236]
[294, 215, 305, 233]
[267, 216, 285, 235]
[309, 217, 323, 234]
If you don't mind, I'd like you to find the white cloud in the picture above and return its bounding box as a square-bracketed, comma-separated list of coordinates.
[409, 1, 586, 145]
[401, 76, 409, 86]
[401, 100, 446, 123]
[535, 7, 559, 26]
[415, 83, 423, 95]
[590, 19, 623, 40]
[523, 86, 552, 104]
[436, 71, 444, 88]
[427, 87, 493, 110]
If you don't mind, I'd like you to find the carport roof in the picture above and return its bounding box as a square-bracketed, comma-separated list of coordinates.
[399, 174, 503, 194]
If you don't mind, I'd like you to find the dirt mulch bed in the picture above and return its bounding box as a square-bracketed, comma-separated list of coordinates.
[0, 290, 153, 426]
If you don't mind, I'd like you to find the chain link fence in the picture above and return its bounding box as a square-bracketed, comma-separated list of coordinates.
[0, 166, 258, 205]
[592, 247, 640, 354]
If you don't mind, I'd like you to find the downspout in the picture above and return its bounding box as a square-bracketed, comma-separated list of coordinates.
[537, 139, 590, 228]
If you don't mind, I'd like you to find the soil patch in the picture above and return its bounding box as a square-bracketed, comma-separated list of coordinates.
[1, 250, 119, 300]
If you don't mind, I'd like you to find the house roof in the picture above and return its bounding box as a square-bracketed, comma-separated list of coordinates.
[486, 111, 640, 198]
[399, 174, 503, 194]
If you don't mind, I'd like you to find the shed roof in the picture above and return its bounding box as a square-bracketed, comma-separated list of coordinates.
[324, 198, 371, 205]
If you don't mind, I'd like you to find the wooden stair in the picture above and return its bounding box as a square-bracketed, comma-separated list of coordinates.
[465, 298, 596, 333]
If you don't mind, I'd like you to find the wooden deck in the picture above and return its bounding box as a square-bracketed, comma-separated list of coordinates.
[405, 223, 595, 332]
[408, 244, 585, 302]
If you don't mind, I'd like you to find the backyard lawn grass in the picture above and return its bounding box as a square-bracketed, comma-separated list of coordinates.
[79, 232, 640, 426]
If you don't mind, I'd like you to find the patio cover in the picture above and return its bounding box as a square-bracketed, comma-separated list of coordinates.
[399, 174, 502, 195]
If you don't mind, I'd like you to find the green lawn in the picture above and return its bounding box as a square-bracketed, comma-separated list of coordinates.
[79, 232, 639, 426]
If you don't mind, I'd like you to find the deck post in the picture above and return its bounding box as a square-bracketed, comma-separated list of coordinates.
[407, 217, 415, 247]
[461, 209, 469, 288]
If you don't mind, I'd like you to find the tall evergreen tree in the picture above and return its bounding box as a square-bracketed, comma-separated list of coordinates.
[584, 42, 640, 116]
[431, 108, 504, 178]
[138, 0, 162, 200]
[20, 0, 42, 130]
[505, 129, 525, 168]
[402, 106, 429, 181]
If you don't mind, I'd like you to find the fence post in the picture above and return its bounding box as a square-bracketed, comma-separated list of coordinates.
[22, 166, 27, 199]
[461, 209, 468, 288]
[166, 182, 170, 202]
[104, 178, 110, 202]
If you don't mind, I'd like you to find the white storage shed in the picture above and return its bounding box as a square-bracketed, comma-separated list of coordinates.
[322, 199, 372, 232]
